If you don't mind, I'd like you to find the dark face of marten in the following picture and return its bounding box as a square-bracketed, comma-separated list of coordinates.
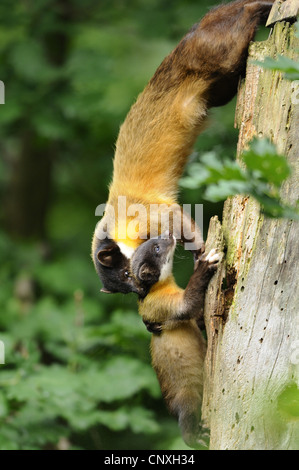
[94, 233, 176, 297]
[131, 234, 177, 297]
[93, 238, 143, 295]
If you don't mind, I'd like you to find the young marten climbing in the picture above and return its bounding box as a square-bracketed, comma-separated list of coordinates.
[130, 234, 221, 448]
[92, 0, 275, 295]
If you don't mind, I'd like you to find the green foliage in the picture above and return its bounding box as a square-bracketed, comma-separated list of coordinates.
[258, 55, 299, 80]
[181, 138, 299, 219]
[0, 232, 165, 450]
[277, 383, 299, 420]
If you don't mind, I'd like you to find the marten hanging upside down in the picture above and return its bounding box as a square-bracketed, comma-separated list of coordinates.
[91, 0, 275, 450]
[92, 0, 275, 296]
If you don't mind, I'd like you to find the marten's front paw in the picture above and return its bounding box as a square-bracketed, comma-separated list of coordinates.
[205, 248, 221, 269]
[192, 248, 221, 292]
[194, 248, 221, 277]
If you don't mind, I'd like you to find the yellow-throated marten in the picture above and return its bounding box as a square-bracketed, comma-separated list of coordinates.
[131, 234, 220, 448]
[92, 0, 274, 295]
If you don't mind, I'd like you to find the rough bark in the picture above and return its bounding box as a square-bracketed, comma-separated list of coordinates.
[202, 4, 299, 450]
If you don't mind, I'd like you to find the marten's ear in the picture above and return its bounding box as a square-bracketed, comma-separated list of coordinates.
[97, 244, 121, 267]
[138, 263, 159, 283]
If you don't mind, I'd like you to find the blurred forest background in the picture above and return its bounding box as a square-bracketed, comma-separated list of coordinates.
[0, 0, 269, 450]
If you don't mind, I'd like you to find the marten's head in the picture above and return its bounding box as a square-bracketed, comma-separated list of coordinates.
[92, 209, 177, 296]
[130, 233, 176, 298]
[92, 212, 146, 295]
[92, 237, 142, 295]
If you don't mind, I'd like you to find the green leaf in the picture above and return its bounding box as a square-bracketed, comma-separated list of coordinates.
[180, 160, 211, 188]
[97, 406, 160, 434]
[277, 383, 299, 419]
[242, 138, 291, 187]
[181, 152, 247, 190]
[204, 180, 249, 202]
[253, 191, 299, 220]
[255, 55, 299, 80]
[84, 356, 160, 402]
[180, 137, 296, 220]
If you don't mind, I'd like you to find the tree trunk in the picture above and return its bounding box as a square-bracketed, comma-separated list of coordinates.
[202, 2, 299, 450]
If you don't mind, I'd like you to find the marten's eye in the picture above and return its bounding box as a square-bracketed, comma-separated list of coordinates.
[154, 245, 160, 254]
[124, 270, 132, 280]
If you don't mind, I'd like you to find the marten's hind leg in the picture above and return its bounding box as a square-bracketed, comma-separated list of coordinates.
[201, 0, 275, 106]
[178, 405, 209, 449]
[150, 0, 275, 107]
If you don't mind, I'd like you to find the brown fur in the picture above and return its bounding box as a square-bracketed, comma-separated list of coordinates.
[135, 247, 220, 448]
[92, 0, 274, 291]
[151, 319, 206, 448]
[92, 0, 275, 445]
[106, 0, 275, 212]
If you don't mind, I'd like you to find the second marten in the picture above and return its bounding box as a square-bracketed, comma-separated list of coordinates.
[131, 235, 220, 448]
[92, 0, 275, 296]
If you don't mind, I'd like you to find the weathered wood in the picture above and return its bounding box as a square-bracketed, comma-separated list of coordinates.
[266, 0, 299, 27]
[202, 18, 299, 450]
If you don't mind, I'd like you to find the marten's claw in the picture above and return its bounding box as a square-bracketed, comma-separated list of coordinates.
[194, 249, 221, 272]
[205, 249, 221, 266]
